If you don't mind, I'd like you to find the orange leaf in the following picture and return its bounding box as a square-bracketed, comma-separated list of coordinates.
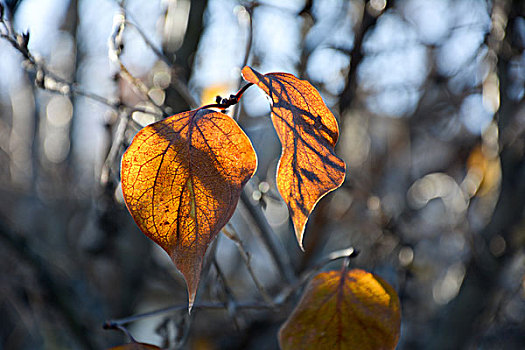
[279, 269, 401, 350]
[121, 109, 257, 309]
[241, 66, 346, 249]
[108, 343, 162, 350]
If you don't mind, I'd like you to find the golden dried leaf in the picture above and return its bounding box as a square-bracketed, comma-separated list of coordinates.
[279, 269, 401, 350]
[241, 66, 346, 249]
[121, 109, 257, 309]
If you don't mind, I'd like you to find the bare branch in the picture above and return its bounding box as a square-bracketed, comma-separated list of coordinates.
[233, 2, 256, 121]
[212, 257, 241, 330]
[0, 14, 161, 118]
[113, 0, 198, 109]
[274, 247, 359, 305]
[109, 11, 170, 118]
[102, 246, 357, 330]
[239, 191, 297, 285]
[103, 301, 273, 329]
[222, 223, 276, 307]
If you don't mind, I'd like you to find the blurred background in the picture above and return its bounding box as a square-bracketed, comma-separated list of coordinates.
[0, 0, 524, 348]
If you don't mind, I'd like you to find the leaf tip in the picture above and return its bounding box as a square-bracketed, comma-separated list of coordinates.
[241, 65, 255, 82]
[188, 299, 194, 314]
[181, 267, 199, 315]
[187, 280, 197, 314]
[297, 237, 305, 252]
[291, 217, 307, 251]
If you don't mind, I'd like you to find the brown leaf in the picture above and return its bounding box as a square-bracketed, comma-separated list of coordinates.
[121, 109, 257, 309]
[279, 269, 401, 350]
[242, 66, 346, 249]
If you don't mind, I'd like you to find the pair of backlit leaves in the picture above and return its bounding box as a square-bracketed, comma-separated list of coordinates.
[120, 67, 400, 349]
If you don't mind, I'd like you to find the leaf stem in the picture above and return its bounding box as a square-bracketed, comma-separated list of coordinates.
[275, 247, 359, 304]
[199, 83, 253, 111]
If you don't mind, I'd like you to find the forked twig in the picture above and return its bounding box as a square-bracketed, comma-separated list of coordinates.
[0, 10, 161, 117]
[212, 257, 241, 330]
[109, 11, 170, 118]
[198, 83, 253, 111]
[113, 0, 198, 109]
[102, 246, 358, 329]
[274, 247, 359, 304]
[103, 301, 272, 329]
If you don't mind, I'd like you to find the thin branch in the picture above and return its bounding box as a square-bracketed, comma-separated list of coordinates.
[240, 191, 297, 285]
[125, 20, 171, 66]
[233, 2, 256, 121]
[109, 11, 170, 118]
[274, 247, 358, 304]
[239, 3, 255, 73]
[103, 302, 272, 329]
[113, 0, 199, 109]
[115, 324, 138, 343]
[100, 112, 129, 185]
[0, 216, 97, 350]
[212, 257, 241, 330]
[102, 246, 357, 329]
[0, 14, 161, 118]
[222, 224, 276, 307]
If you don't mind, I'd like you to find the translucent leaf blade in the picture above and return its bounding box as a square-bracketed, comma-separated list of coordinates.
[279, 269, 401, 350]
[121, 109, 257, 308]
[242, 66, 346, 249]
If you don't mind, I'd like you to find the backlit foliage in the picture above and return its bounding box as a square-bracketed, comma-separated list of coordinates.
[279, 269, 401, 350]
[121, 108, 257, 308]
[119, 67, 398, 349]
[121, 67, 347, 306]
[242, 66, 346, 250]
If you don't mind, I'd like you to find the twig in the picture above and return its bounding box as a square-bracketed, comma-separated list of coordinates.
[233, 2, 256, 121]
[100, 112, 129, 185]
[125, 21, 171, 66]
[109, 11, 170, 118]
[115, 324, 138, 343]
[274, 247, 359, 304]
[0, 14, 161, 119]
[103, 246, 357, 329]
[103, 301, 272, 329]
[212, 257, 241, 330]
[222, 224, 276, 307]
[0, 216, 97, 350]
[113, 0, 199, 109]
[239, 191, 297, 284]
